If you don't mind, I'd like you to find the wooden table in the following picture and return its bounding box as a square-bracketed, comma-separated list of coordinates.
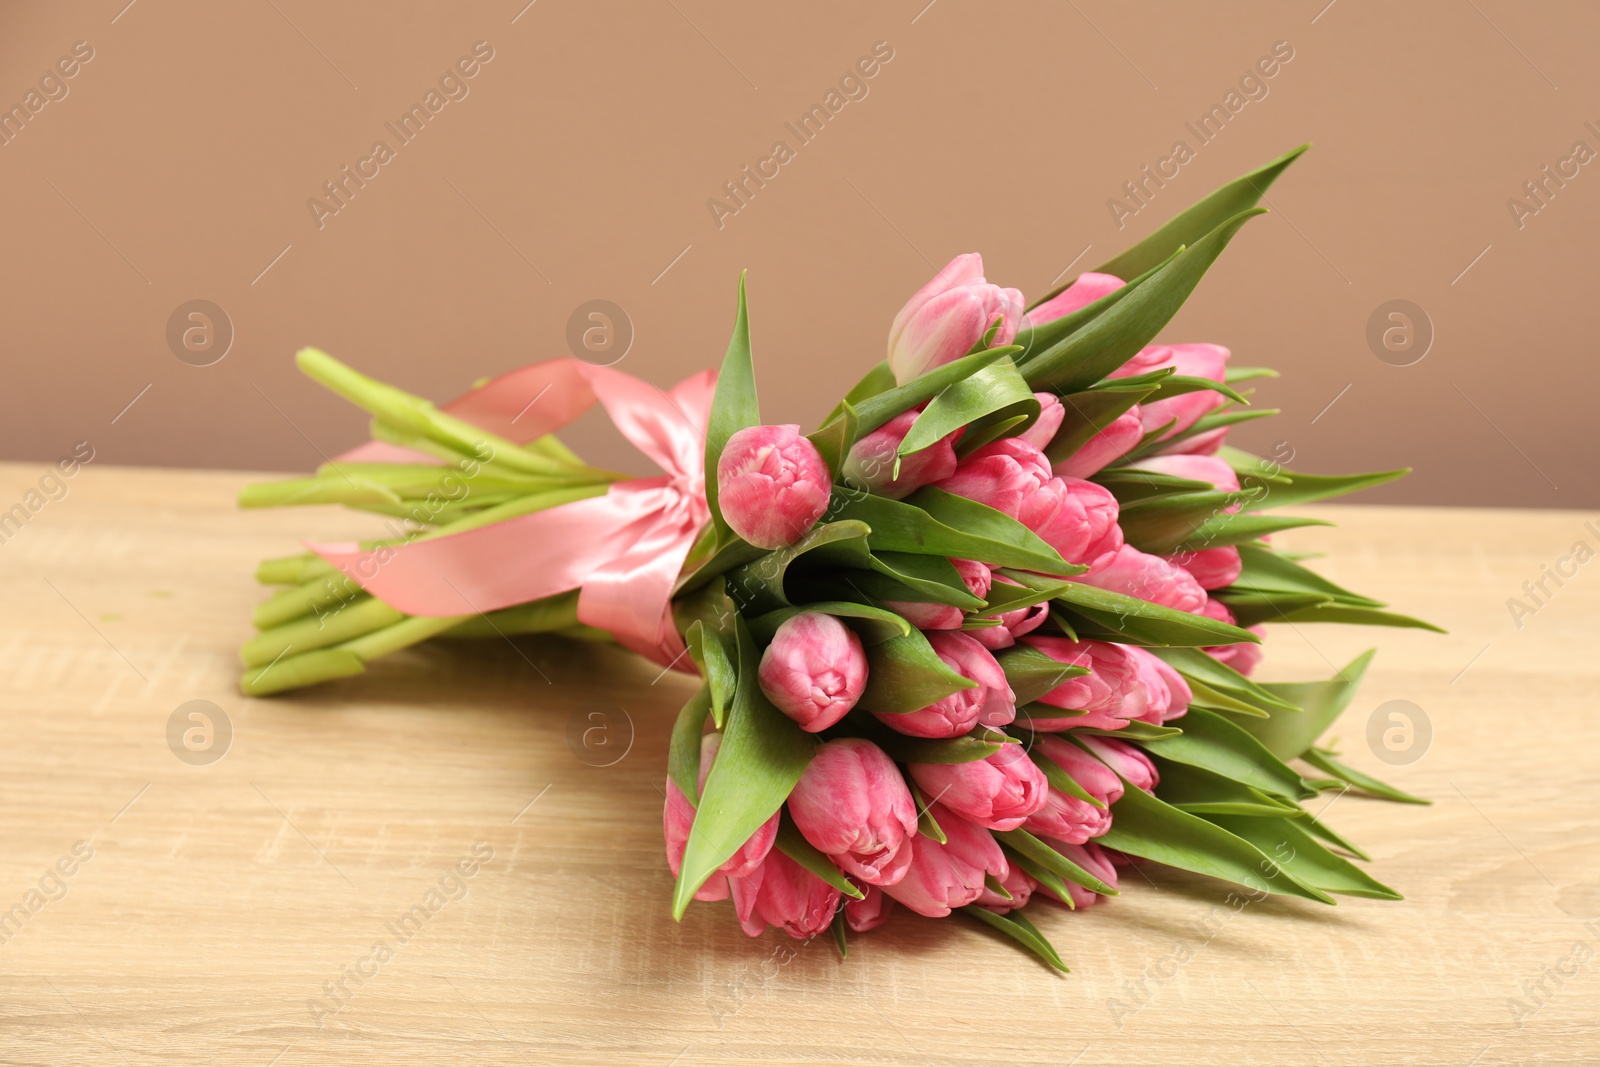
[0, 463, 1594, 1066]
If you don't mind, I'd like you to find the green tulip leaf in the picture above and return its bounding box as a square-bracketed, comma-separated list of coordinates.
[1051, 581, 1258, 647]
[1140, 707, 1315, 800]
[1151, 758, 1307, 817]
[703, 273, 759, 544]
[1229, 650, 1375, 762]
[900, 358, 1039, 459]
[959, 905, 1070, 972]
[1205, 814, 1402, 900]
[672, 620, 818, 919]
[830, 487, 1083, 577]
[852, 347, 1020, 438]
[775, 812, 864, 899]
[858, 629, 977, 716]
[1301, 748, 1431, 805]
[994, 828, 1118, 896]
[668, 685, 714, 805]
[995, 643, 1089, 705]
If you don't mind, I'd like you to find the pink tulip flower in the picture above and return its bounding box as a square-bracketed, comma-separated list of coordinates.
[758, 612, 868, 732]
[1076, 544, 1208, 615]
[1021, 734, 1122, 843]
[1025, 271, 1125, 328]
[974, 863, 1037, 915]
[1034, 840, 1119, 908]
[883, 558, 990, 631]
[664, 732, 779, 901]
[728, 848, 842, 939]
[1110, 343, 1230, 443]
[788, 739, 919, 886]
[1079, 735, 1159, 792]
[844, 884, 894, 932]
[1052, 407, 1145, 479]
[969, 571, 1050, 651]
[875, 630, 1016, 737]
[936, 437, 1052, 517]
[1207, 629, 1266, 676]
[888, 253, 1024, 384]
[883, 802, 1008, 917]
[909, 746, 1049, 832]
[717, 424, 832, 549]
[842, 405, 963, 500]
[1168, 545, 1242, 590]
[936, 437, 1123, 571]
[1022, 637, 1190, 729]
[1019, 392, 1066, 451]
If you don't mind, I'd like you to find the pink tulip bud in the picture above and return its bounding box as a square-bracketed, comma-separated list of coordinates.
[1018, 392, 1065, 451]
[1021, 734, 1121, 843]
[1024, 272, 1125, 327]
[1052, 407, 1144, 479]
[758, 612, 868, 732]
[883, 802, 1008, 917]
[882, 558, 990, 631]
[1079, 735, 1159, 793]
[974, 863, 1036, 915]
[842, 406, 962, 500]
[664, 732, 778, 901]
[728, 848, 842, 939]
[936, 437, 1052, 517]
[969, 571, 1049, 651]
[1131, 453, 1241, 496]
[1017, 475, 1123, 572]
[788, 739, 919, 886]
[1167, 545, 1242, 590]
[888, 253, 1025, 384]
[1110, 343, 1230, 444]
[1207, 628, 1266, 676]
[875, 630, 1016, 738]
[717, 424, 832, 549]
[1075, 544, 1208, 614]
[1033, 840, 1118, 909]
[844, 883, 894, 932]
[909, 745, 1049, 831]
[1021, 637, 1190, 730]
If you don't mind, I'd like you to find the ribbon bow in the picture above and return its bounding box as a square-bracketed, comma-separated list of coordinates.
[308, 359, 716, 667]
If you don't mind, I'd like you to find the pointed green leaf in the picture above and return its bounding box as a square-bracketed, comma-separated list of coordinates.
[1206, 814, 1402, 900]
[1042, 383, 1159, 463]
[995, 644, 1089, 705]
[672, 620, 817, 919]
[724, 521, 874, 614]
[1150, 647, 1301, 715]
[807, 400, 858, 478]
[1229, 650, 1376, 761]
[994, 828, 1118, 896]
[703, 273, 759, 543]
[852, 347, 1019, 437]
[830, 488, 1083, 576]
[1219, 446, 1410, 510]
[900, 358, 1039, 459]
[1140, 707, 1316, 800]
[1021, 209, 1268, 392]
[1027, 746, 1106, 809]
[1273, 603, 1447, 633]
[1118, 489, 1261, 555]
[1095, 144, 1308, 281]
[913, 782, 948, 843]
[775, 812, 864, 899]
[684, 621, 736, 729]
[1302, 748, 1431, 805]
[858, 629, 977, 715]
[668, 685, 713, 805]
[1096, 776, 1333, 903]
[1052, 581, 1258, 647]
[1175, 512, 1334, 552]
[746, 602, 912, 647]
[959, 905, 1069, 971]
[1152, 758, 1307, 817]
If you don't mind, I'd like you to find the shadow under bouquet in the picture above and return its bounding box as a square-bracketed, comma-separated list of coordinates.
[237, 146, 1437, 969]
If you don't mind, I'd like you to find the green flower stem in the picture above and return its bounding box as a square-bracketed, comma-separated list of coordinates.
[240, 595, 404, 668]
[252, 574, 360, 630]
[337, 614, 467, 659]
[444, 592, 580, 638]
[297, 347, 581, 479]
[256, 552, 321, 585]
[242, 649, 367, 697]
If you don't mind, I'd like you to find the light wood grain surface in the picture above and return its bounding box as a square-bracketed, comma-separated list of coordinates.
[0, 462, 1595, 1066]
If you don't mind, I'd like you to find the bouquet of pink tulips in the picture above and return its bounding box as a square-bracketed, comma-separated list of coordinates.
[238, 146, 1437, 969]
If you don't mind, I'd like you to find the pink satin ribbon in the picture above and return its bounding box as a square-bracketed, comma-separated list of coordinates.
[308, 359, 715, 666]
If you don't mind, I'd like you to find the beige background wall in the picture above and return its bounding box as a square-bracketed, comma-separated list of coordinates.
[1, 0, 1594, 507]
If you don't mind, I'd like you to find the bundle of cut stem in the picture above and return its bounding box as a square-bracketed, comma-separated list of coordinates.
[238, 349, 624, 696]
